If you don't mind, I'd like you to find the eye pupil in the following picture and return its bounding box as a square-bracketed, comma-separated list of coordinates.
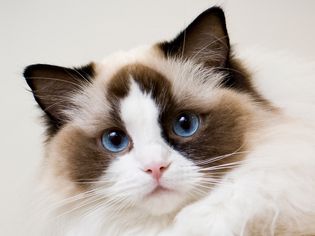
[173, 113, 199, 137]
[179, 115, 191, 130]
[108, 132, 122, 146]
[101, 129, 129, 153]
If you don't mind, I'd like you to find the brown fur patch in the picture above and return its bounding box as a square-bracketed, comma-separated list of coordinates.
[107, 64, 173, 111]
[160, 90, 252, 176]
[54, 126, 113, 188]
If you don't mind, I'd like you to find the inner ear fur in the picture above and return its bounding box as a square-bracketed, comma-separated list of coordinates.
[158, 6, 272, 106]
[159, 7, 230, 68]
[24, 63, 95, 135]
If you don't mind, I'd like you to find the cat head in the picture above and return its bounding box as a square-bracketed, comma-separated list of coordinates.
[24, 7, 270, 216]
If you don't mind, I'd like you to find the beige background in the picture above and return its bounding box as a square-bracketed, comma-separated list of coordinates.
[0, 0, 314, 235]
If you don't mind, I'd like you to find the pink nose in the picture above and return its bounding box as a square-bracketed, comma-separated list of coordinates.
[144, 163, 170, 181]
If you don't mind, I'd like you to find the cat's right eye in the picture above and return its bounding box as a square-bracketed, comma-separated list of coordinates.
[101, 129, 130, 153]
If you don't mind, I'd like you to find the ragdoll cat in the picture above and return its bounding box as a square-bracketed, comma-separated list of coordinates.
[24, 7, 315, 236]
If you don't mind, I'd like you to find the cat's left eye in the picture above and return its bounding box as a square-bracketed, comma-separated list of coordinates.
[173, 113, 200, 137]
[101, 129, 130, 153]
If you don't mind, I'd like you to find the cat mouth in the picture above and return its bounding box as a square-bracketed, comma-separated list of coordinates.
[147, 185, 174, 197]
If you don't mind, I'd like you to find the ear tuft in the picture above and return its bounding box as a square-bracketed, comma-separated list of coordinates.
[159, 6, 229, 67]
[24, 63, 95, 135]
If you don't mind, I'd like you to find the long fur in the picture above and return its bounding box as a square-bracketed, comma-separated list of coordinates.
[24, 8, 315, 236]
[26, 45, 315, 236]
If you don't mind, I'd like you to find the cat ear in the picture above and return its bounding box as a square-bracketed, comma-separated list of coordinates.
[159, 7, 229, 67]
[24, 63, 95, 133]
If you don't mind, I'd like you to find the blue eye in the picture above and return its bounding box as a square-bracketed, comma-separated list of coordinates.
[173, 113, 200, 137]
[101, 130, 129, 153]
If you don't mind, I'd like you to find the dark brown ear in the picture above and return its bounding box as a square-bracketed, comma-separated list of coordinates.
[159, 7, 229, 68]
[24, 63, 95, 135]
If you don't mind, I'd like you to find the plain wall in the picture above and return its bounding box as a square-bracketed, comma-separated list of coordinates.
[1, 0, 314, 235]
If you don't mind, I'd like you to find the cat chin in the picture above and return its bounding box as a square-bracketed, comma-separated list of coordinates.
[127, 187, 190, 216]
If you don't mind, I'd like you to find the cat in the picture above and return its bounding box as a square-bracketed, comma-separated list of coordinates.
[24, 6, 315, 236]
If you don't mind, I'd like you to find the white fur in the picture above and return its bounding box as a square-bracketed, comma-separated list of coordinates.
[33, 45, 315, 236]
[160, 120, 315, 236]
[237, 46, 315, 123]
[159, 48, 315, 236]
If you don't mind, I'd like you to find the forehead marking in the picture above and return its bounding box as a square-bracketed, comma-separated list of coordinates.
[106, 64, 174, 141]
[120, 79, 161, 145]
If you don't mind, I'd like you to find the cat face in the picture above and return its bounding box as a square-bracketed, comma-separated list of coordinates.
[24, 7, 270, 216]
